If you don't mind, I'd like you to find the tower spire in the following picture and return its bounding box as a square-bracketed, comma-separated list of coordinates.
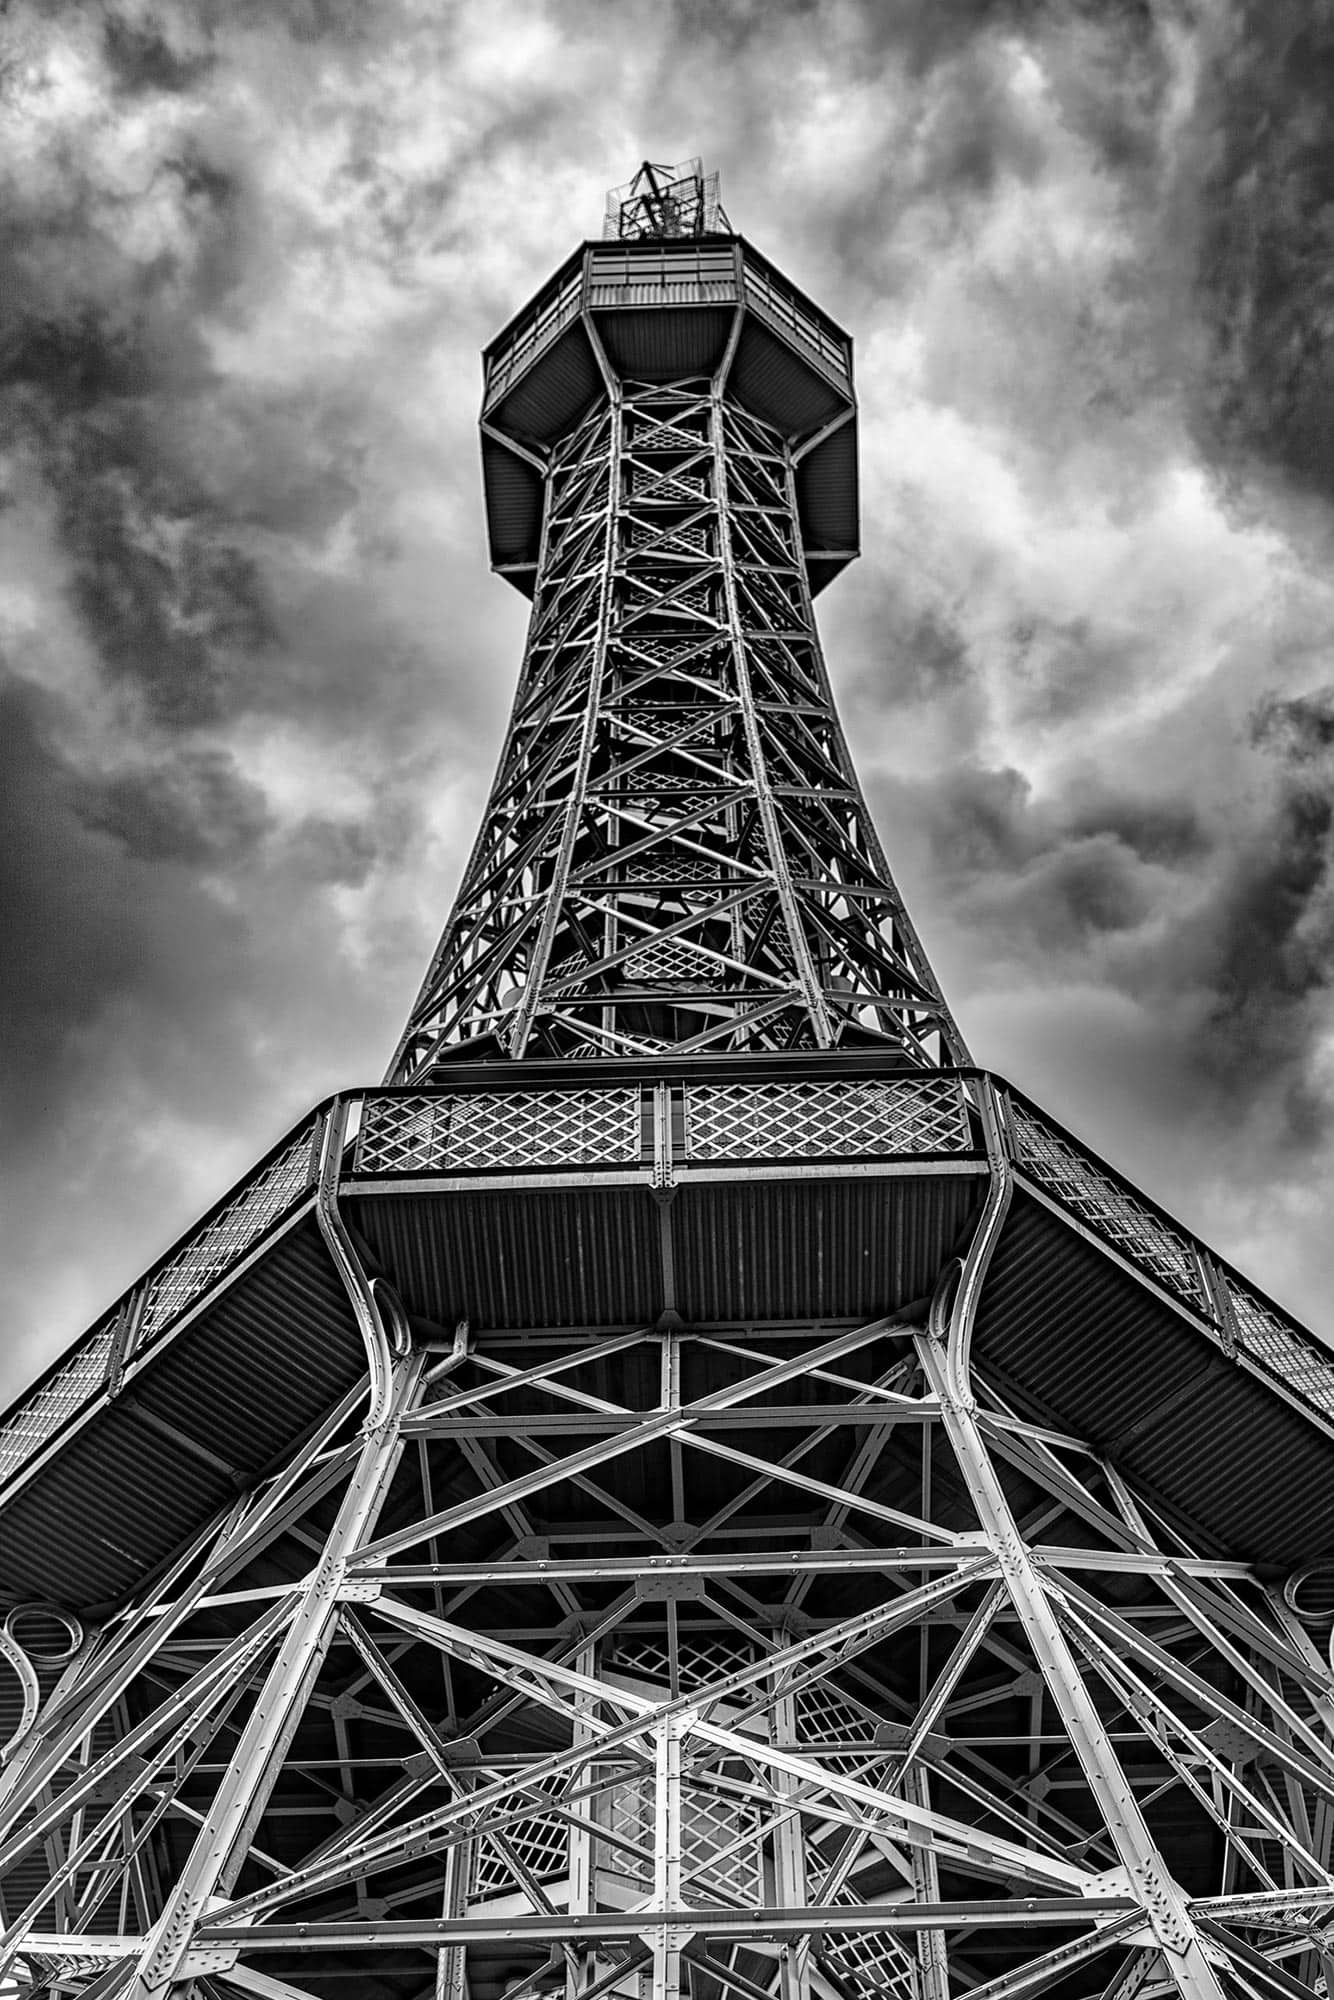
[389, 165, 966, 1079]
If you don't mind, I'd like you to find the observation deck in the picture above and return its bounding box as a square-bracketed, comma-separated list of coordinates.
[480, 236, 859, 597]
[3, 1059, 1332, 1617]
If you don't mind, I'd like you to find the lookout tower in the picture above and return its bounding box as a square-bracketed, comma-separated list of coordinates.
[4, 160, 1334, 2000]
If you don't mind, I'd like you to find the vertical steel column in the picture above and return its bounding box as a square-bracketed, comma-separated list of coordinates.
[567, 1638, 599, 2000]
[709, 386, 834, 1047]
[917, 1081, 1227, 2000]
[127, 1348, 427, 1998]
[509, 390, 622, 1057]
[906, 1765, 951, 2000]
[650, 1715, 686, 2000]
[435, 1820, 470, 2000]
[769, 1657, 811, 2000]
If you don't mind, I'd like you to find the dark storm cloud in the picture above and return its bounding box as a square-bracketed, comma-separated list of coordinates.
[0, 674, 253, 1130]
[1192, 5, 1334, 502]
[100, 14, 216, 96]
[1179, 686, 1334, 1139]
[890, 759, 1203, 961]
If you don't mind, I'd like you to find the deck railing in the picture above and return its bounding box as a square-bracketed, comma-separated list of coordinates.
[3, 1070, 1332, 1492]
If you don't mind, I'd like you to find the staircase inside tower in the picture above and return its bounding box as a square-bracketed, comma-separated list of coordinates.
[4, 162, 1334, 2000]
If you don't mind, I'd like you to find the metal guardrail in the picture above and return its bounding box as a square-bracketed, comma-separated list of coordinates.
[483, 241, 852, 419]
[740, 261, 850, 383]
[1005, 1089, 1334, 1424]
[4, 1071, 1334, 1496]
[484, 263, 585, 409]
[0, 1122, 321, 1489]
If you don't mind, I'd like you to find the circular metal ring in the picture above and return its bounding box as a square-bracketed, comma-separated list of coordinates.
[928, 1258, 963, 1344]
[1283, 1561, 1334, 1628]
[370, 1278, 413, 1359]
[0, 1625, 40, 1763]
[3, 1603, 84, 1668]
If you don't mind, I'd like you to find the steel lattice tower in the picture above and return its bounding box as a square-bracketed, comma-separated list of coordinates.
[6, 161, 1334, 2000]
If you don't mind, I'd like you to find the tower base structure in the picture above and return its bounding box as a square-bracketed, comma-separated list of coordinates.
[4, 1056, 1334, 2000]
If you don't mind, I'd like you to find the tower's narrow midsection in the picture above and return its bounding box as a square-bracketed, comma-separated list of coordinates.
[391, 372, 959, 1077]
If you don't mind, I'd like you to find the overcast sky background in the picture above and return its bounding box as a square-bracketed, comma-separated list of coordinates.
[4, 0, 1334, 1401]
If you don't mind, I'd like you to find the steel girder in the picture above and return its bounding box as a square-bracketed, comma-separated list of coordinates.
[389, 375, 965, 1078]
[5, 1108, 1334, 2000]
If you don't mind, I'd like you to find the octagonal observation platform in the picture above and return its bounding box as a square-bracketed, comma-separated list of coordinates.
[4, 1056, 1334, 1629]
[480, 234, 859, 598]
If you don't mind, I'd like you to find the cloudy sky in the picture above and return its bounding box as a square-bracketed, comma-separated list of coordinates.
[3, 0, 1334, 1402]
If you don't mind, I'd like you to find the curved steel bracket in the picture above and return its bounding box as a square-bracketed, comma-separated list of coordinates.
[315, 1099, 402, 1429]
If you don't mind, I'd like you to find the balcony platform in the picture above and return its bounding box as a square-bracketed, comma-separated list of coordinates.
[3, 1055, 1333, 1614]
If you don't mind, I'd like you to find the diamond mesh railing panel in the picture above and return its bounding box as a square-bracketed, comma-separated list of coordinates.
[604, 1769, 654, 1888]
[1009, 1102, 1208, 1311]
[471, 1771, 570, 1897]
[0, 1126, 317, 1488]
[795, 1682, 886, 1778]
[596, 1771, 764, 1907]
[605, 1629, 757, 1692]
[623, 937, 722, 985]
[139, 1129, 317, 1342]
[680, 1777, 764, 1906]
[821, 1907, 919, 2000]
[0, 1319, 119, 1484]
[1227, 1284, 1334, 1419]
[685, 1077, 973, 1162]
[354, 1089, 642, 1174]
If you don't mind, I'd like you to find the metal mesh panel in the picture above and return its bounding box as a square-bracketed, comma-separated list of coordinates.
[1228, 1285, 1334, 1418]
[685, 1077, 972, 1162]
[680, 1777, 764, 1905]
[821, 1910, 919, 2000]
[594, 1771, 764, 1906]
[0, 1128, 315, 1487]
[355, 1089, 642, 1174]
[623, 938, 722, 985]
[471, 1772, 569, 1898]
[0, 1319, 119, 1484]
[352, 1096, 451, 1173]
[1010, 1103, 1207, 1310]
[139, 1129, 316, 1341]
[606, 1630, 755, 1692]
[794, 1683, 885, 1777]
[604, 1768, 654, 1888]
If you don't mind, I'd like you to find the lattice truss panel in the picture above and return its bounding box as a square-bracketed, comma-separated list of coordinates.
[390, 378, 965, 1075]
[6, 1314, 1334, 2000]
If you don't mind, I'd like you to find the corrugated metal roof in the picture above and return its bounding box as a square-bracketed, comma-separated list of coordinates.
[0, 1220, 364, 1612]
[488, 323, 601, 450]
[974, 1192, 1334, 1567]
[129, 1222, 364, 1476]
[593, 305, 734, 383]
[730, 318, 847, 441]
[672, 1174, 981, 1324]
[796, 418, 858, 565]
[481, 432, 542, 570]
[351, 1173, 980, 1338]
[350, 1185, 662, 1332]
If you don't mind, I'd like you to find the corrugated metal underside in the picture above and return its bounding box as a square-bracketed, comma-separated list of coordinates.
[592, 304, 734, 382]
[797, 416, 858, 594]
[973, 1190, 1334, 1569]
[487, 322, 600, 449]
[730, 316, 846, 438]
[0, 1219, 364, 1612]
[347, 1172, 983, 1333]
[481, 431, 542, 574]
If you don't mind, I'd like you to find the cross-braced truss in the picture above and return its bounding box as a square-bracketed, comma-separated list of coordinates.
[390, 379, 965, 1077]
[5, 1221, 1334, 2000]
[9, 181, 1334, 2000]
